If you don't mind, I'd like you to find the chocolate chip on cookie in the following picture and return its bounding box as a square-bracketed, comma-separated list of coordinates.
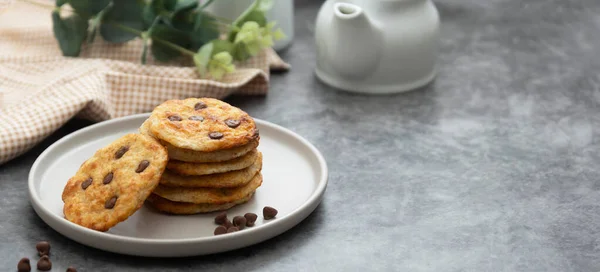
[105, 196, 118, 209]
[209, 132, 224, 140]
[189, 115, 204, 121]
[168, 115, 182, 121]
[37, 255, 51, 271]
[115, 146, 129, 159]
[81, 177, 92, 190]
[225, 119, 241, 128]
[17, 257, 30, 272]
[214, 212, 228, 225]
[263, 206, 278, 220]
[194, 101, 207, 110]
[244, 213, 258, 227]
[103, 172, 114, 185]
[136, 160, 150, 173]
[67, 266, 78, 272]
[214, 225, 227, 235]
[36, 241, 50, 256]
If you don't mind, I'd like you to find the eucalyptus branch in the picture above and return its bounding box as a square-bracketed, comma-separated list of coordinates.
[23, 0, 283, 80]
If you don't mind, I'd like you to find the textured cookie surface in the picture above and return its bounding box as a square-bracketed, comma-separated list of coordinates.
[147, 98, 259, 152]
[161, 152, 262, 187]
[167, 149, 259, 176]
[140, 115, 259, 163]
[61, 133, 168, 231]
[153, 173, 263, 204]
[146, 193, 254, 214]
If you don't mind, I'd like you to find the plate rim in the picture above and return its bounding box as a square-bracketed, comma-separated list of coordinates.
[28, 113, 328, 246]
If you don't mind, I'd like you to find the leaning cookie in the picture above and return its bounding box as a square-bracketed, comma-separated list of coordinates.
[61, 133, 168, 232]
[146, 98, 259, 152]
[145, 193, 255, 215]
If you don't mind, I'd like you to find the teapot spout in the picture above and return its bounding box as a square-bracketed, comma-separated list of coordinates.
[328, 3, 381, 79]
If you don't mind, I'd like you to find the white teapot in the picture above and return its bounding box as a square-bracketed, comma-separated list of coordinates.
[314, 0, 440, 94]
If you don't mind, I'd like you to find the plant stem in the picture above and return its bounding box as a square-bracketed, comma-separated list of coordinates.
[107, 22, 197, 57]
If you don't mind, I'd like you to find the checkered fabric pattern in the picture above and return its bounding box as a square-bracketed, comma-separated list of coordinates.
[0, 0, 290, 165]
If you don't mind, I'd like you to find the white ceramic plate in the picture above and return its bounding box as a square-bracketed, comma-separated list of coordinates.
[28, 113, 328, 257]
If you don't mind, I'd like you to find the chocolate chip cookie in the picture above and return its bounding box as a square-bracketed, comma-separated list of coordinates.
[166, 149, 259, 176]
[140, 117, 259, 163]
[152, 173, 263, 204]
[145, 98, 259, 153]
[145, 193, 255, 214]
[61, 133, 168, 231]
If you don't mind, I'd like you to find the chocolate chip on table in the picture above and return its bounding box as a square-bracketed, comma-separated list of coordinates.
[168, 115, 182, 121]
[105, 196, 118, 209]
[37, 255, 51, 271]
[244, 213, 258, 227]
[114, 146, 129, 159]
[194, 101, 207, 110]
[233, 216, 247, 230]
[226, 226, 239, 233]
[66, 266, 78, 272]
[209, 132, 224, 139]
[214, 212, 227, 225]
[225, 119, 241, 128]
[214, 225, 227, 235]
[188, 115, 204, 121]
[17, 257, 30, 272]
[81, 177, 92, 190]
[263, 206, 278, 220]
[136, 160, 150, 173]
[103, 172, 114, 184]
[36, 241, 51, 256]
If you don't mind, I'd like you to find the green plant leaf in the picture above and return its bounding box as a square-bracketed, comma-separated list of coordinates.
[189, 12, 219, 50]
[100, 0, 145, 43]
[56, 0, 68, 7]
[232, 42, 251, 61]
[163, 0, 177, 11]
[210, 40, 234, 56]
[241, 10, 267, 27]
[67, 0, 111, 17]
[193, 42, 213, 75]
[150, 22, 190, 61]
[52, 10, 89, 57]
[171, 8, 196, 32]
[174, 0, 197, 12]
[257, 0, 274, 12]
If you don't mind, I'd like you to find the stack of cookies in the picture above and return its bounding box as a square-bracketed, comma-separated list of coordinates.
[139, 98, 263, 214]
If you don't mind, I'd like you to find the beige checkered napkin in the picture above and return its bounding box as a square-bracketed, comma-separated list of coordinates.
[0, 1, 290, 165]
